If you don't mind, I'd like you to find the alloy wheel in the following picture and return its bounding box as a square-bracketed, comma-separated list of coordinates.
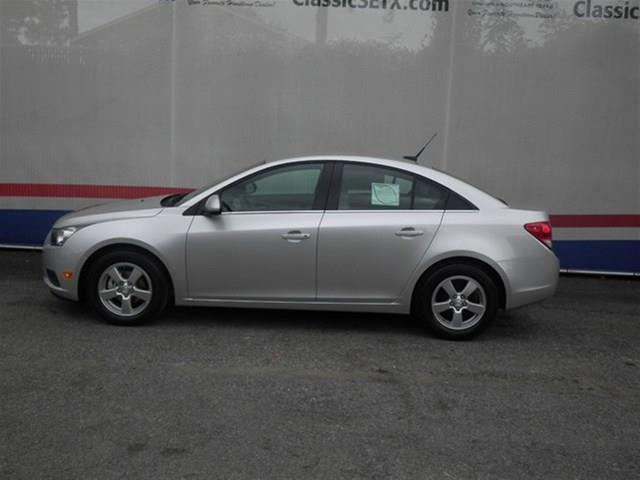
[97, 262, 153, 318]
[430, 275, 487, 331]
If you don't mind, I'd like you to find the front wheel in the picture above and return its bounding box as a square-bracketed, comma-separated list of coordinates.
[85, 250, 169, 326]
[414, 263, 498, 340]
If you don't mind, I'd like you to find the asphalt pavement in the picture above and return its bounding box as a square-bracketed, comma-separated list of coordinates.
[1, 250, 639, 479]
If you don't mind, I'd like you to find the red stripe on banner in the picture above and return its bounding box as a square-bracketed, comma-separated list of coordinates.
[0, 183, 193, 199]
[550, 215, 640, 228]
[0, 184, 638, 228]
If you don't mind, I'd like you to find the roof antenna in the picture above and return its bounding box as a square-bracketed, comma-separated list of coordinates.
[403, 132, 438, 163]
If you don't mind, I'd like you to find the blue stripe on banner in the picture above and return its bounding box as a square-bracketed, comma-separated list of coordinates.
[0, 209, 70, 246]
[1, 209, 639, 274]
[553, 240, 640, 274]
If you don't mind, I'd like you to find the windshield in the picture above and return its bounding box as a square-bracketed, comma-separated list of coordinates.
[175, 161, 265, 206]
[160, 192, 188, 207]
[174, 183, 215, 206]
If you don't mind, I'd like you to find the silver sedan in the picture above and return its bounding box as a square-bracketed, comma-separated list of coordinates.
[42, 156, 558, 339]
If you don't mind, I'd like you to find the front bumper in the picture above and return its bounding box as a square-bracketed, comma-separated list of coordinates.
[42, 243, 80, 301]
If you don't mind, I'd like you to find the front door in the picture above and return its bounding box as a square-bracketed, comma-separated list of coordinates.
[186, 162, 329, 300]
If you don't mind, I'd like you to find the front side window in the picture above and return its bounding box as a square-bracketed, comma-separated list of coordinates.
[220, 163, 324, 212]
[337, 163, 447, 210]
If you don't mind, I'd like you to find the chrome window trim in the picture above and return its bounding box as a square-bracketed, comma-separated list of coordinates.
[322, 209, 447, 214]
[217, 210, 325, 216]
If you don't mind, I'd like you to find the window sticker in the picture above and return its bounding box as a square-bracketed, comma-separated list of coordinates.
[371, 182, 400, 206]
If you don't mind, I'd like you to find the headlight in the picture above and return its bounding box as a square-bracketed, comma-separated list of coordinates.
[50, 227, 78, 246]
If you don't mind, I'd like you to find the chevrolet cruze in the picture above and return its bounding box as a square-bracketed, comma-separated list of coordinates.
[43, 156, 559, 339]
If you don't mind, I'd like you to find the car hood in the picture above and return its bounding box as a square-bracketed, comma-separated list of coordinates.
[54, 195, 166, 228]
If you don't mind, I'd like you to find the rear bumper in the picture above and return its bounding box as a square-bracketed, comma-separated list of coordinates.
[505, 280, 558, 309]
[499, 250, 559, 309]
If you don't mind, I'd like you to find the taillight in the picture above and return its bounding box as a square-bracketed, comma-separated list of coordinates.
[524, 222, 552, 249]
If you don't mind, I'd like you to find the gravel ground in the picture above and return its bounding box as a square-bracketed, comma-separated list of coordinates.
[1, 250, 639, 479]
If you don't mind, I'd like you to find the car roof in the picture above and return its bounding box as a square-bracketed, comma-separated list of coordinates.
[267, 155, 448, 183]
[270, 155, 412, 168]
[268, 155, 506, 209]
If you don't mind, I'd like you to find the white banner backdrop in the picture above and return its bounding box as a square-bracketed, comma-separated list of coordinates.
[1, 0, 638, 271]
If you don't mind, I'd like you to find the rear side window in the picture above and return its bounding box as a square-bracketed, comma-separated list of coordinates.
[338, 164, 413, 210]
[337, 163, 448, 210]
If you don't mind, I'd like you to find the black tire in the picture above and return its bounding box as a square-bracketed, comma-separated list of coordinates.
[414, 263, 498, 340]
[84, 249, 169, 326]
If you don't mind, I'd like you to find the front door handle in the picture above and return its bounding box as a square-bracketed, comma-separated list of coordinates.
[282, 230, 311, 242]
[395, 227, 424, 238]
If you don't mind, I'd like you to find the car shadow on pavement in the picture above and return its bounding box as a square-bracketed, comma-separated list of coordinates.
[42, 290, 538, 340]
[173, 299, 543, 337]
[165, 305, 421, 333]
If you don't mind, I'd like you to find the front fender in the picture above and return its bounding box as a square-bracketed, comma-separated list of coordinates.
[66, 212, 192, 301]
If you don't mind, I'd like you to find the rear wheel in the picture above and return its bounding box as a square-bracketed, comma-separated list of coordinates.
[85, 250, 169, 326]
[414, 263, 498, 340]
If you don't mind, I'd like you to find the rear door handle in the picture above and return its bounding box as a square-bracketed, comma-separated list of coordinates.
[282, 230, 311, 242]
[395, 227, 424, 238]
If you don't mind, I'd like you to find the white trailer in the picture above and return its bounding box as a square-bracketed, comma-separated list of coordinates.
[1, 0, 638, 273]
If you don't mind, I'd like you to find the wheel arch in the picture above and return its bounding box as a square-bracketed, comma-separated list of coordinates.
[410, 256, 507, 313]
[77, 243, 175, 304]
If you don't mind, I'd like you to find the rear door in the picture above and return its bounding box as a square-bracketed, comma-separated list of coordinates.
[317, 162, 446, 303]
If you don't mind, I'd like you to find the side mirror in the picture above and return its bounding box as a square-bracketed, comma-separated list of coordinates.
[203, 194, 221, 215]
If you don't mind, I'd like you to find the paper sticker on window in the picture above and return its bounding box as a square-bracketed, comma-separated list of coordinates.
[371, 182, 400, 206]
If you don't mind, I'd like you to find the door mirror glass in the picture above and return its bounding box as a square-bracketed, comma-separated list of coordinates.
[203, 194, 221, 215]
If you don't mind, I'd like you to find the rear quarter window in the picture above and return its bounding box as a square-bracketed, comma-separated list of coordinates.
[445, 192, 477, 210]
